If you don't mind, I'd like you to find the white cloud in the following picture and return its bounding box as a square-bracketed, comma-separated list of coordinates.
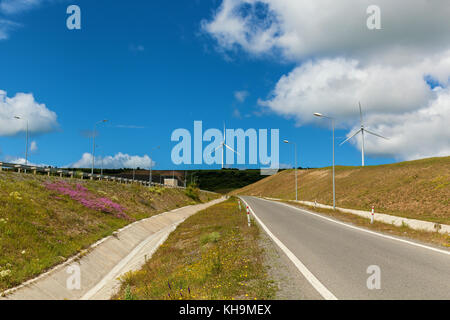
[0, 19, 20, 40]
[29, 140, 37, 152]
[202, 0, 450, 64]
[234, 90, 249, 102]
[0, 0, 50, 39]
[129, 44, 145, 53]
[70, 152, 156, 169]
[258, 57, 449, 125]
[0, 0, 43, 15]
[2, 156, 48, 167]
[203, 0, 450, 160]
[354, 88, 450, 160]
[0, 90, 59, 136]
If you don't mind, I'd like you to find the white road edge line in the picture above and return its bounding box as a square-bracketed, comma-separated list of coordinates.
[239, 197, 338, 301]
[261, 197, 450, 257]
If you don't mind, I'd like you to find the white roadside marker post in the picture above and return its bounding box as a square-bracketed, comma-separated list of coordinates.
[238, 200, 241, 211]
[371, 206, 375, 224]
[246, 206, 251, 227]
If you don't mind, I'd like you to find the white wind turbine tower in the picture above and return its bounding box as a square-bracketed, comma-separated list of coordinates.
[340, 103, 389, 167]
[215, 123, 238, 169]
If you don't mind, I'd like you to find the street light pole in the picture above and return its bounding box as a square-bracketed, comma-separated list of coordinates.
[14, 116, 29, 166]
[314, 113, 336, 210]
[92, 120, 108, 176]
[149, 146, 160, 186]
[332, 118, 336, 210]
[283, 140, 298, 201]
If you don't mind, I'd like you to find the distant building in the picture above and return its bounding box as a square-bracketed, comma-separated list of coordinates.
[164, 178, 178, 187]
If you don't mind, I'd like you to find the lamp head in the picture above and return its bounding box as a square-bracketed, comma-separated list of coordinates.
[314, 113, 323, 117]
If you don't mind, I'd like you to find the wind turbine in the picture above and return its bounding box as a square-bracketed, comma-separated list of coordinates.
[215, 123, 238, 169]
[340, 103, 389, 167]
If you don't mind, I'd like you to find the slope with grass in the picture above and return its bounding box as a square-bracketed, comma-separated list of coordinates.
[0, 171, 217, 292]
[113, 198, 276, 300]
[232, 157, 450, 225]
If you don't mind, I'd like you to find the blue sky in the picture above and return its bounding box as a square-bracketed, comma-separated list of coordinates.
[0, 0, 448, 170]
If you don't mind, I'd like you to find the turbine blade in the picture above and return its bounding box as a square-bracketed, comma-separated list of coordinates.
[365, 129, 389, 140]
[224, 143, 239, 155]
[359, 102, 363, 126]
[214, 143, 224, 152]
[340, 129, 362, 146]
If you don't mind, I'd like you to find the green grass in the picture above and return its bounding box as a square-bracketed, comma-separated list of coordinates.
[0, 172, 217, 292]
[232, 156, 450, 225]
[113, 198, 276, 300]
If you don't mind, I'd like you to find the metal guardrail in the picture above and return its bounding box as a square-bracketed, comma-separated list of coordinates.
[0, 162, 221, 195]
[0, 161, 171, 188]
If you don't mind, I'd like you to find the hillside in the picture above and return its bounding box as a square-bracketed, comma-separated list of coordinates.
[0, 172, 216, 292]
[232, 157, 450, 224]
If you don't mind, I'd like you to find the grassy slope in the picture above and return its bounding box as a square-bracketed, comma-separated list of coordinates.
[232, 156, 450, 224]
[0, 172, 217, 291]
[114, 198, 275, 300]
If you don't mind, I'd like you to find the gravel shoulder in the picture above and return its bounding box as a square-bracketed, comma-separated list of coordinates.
[258, 221, 323, 300]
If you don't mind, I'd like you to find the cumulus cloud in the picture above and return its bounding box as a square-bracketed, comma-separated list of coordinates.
[357, 88, 450, 160]
[70, 152, 156, 169]
[0, 90, 59, 136]
[259, 57, 450, 125]
[202, 0, 450, 64]
[203, 0, 450, 160]
[2, 156, 48, 167]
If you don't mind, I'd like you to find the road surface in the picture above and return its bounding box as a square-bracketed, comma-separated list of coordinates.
[241, 196, 450, 300]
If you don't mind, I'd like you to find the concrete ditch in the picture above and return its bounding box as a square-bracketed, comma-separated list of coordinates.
[1, 197, 225, 300]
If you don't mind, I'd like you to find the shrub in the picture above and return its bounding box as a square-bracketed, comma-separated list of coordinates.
[185, 185, 200, 201]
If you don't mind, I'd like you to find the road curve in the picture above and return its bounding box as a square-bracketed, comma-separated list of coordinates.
[241, 196, 450, 300]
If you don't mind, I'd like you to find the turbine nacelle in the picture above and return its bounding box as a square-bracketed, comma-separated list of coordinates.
[214, 122, 239, 169]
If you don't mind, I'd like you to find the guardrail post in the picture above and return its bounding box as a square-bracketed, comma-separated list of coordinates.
[246, 206, 251, 227]
[371, 206, 375, 224]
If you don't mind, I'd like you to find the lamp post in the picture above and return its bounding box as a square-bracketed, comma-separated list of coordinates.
[14, 116, 29, 166]
[92, 120, 108, 175]
[149, 146, 160, 186]
[314, 113, 336, 210]
[283, 140, 298, 201]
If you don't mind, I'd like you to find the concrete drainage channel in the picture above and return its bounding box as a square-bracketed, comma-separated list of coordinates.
[1, 198, 225, 300]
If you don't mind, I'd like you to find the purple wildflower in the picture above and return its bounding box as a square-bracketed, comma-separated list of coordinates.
[44, 181, 131, 220]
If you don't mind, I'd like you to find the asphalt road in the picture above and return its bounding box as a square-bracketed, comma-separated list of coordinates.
[241, 196, 450, 300]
